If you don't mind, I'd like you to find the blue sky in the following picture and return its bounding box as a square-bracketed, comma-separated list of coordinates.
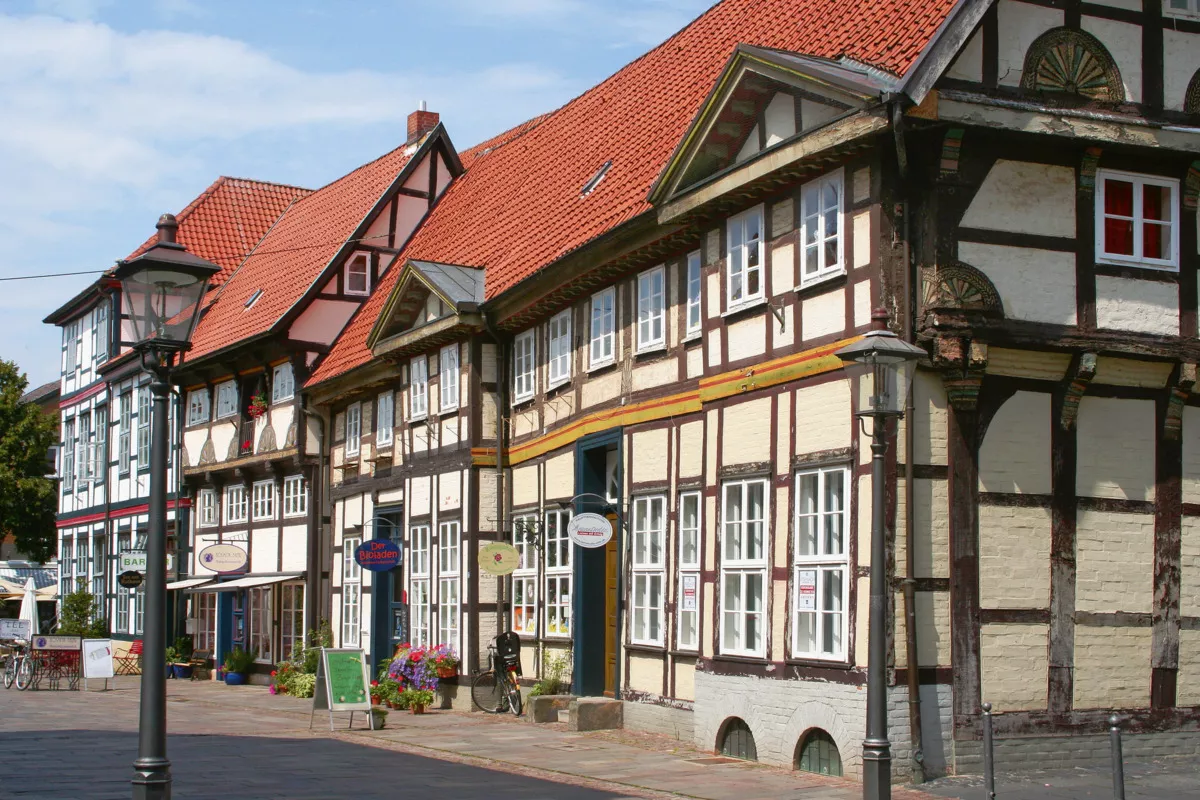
[1, 0, 716, 389]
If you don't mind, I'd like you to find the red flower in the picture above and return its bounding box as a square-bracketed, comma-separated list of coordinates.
[270, 670, 277, 677]
[371, 680, 378, 686]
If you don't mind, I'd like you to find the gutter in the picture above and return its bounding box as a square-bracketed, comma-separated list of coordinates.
[300, 400, 328, 634]
[483, 311, 509, 662]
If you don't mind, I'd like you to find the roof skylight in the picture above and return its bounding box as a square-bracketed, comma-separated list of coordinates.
[244, 289, 264, 310]
[580, 160, 613, 197]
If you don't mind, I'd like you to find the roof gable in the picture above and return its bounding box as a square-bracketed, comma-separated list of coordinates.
[367, 260, 485, 351]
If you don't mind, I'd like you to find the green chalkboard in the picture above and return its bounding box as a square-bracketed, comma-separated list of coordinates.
[315, 648, 370, 713]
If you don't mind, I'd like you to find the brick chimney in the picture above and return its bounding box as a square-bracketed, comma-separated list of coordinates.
[407, 101, 439, 144]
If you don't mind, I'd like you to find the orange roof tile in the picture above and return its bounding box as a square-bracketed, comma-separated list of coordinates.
[125, 177, 311, 286]
[310, 0, 958, 386]
[185, 141, 423, 362]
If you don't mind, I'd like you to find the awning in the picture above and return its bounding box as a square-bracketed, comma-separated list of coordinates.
[194, 573, 304, 592]
[166, 578, 213, 591]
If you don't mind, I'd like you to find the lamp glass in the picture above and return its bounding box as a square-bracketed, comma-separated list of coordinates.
[121, 266, 208, 348]
[843, 354, 916, 416]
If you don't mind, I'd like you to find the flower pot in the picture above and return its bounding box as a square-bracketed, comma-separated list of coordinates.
[224, 671, 247, 686]
[172, 664, 193, 680]
[371, 695, 381, 706]
[410, 704, 426, 715]
[370, 710, 388, 729]
[436, 666, 458, 680]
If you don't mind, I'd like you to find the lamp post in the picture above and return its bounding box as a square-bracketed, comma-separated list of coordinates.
[834, 309, 925, 800]
[114, 214, 220, 800]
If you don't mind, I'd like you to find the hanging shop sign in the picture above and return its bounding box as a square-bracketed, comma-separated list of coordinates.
[568, 513, 614, 549]
[479, 542, 521, 576]
[118, 571, 144, 589]
[198, 543, 248, 574]
[118, 551, 174, 574]
[354, 538, 402, 572]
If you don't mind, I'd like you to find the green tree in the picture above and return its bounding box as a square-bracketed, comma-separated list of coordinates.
[0, 359, 57, 562]
[57, 587, 108, 637]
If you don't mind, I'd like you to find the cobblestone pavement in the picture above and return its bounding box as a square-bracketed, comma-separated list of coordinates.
[921, 758, 1200, 800]
[0, 678, 937, 800]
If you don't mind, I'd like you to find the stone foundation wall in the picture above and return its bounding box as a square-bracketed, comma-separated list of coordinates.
[622, 701, 695, 742]
[954, 730, 1200, 773]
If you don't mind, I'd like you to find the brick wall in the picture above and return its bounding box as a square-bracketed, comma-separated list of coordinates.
[978, 505, 1051, 608]
[1073, 626, 1151, 709]
[980, 623, 1049, 711]
[978, 390, 1051, 494]
[956, 730, 1200, 773]
[1076, 397, 1155, 501]
[1075, 510, 1154, 614]
[623, 701, 696, 741]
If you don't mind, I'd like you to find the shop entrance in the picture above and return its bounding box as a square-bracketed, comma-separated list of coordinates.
[573, 430, 622, 697]
[370, 506, 406, 673]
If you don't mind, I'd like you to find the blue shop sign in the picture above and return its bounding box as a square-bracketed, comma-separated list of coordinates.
[354, 538, 402, 572]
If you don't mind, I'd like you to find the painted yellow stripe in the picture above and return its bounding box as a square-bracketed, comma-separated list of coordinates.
[470, 336, 858, 468]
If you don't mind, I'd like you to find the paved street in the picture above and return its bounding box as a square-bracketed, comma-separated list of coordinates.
[924, 759, 1200, 800]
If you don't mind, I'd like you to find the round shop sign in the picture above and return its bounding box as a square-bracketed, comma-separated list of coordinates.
[354, 538, 403, 572]
[479, 542, 521, 576]
[198, 543, 248, 574]
[117, 570, 143, 589]
[568, 513, 614, 549]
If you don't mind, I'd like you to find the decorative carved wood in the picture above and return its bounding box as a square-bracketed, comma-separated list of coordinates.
[1059, 352, 1098, 430]
[939, 128, 965, 180]
[1020, 28, 1125, 103]
[198, 438, 215, 465]
[934, 336, 988, 412]
[1186, 69, 1200, 116]
[1164, 363, 1197, 441]
[921, 261, 1003, 317]
[1079, 147, 1103, 195]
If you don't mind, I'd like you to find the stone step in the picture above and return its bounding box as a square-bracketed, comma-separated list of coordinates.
[567, 697, 623, 731]
[558, 708, 569, 723]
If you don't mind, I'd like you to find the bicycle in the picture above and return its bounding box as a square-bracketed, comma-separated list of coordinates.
[4, 643, 34, 691]
[470, 634, 523, 716]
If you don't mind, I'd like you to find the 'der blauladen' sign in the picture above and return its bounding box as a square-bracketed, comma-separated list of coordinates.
[354, 538, 402, 572]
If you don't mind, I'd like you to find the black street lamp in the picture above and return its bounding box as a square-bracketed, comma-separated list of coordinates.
[114, 214, 219, 800]
[835, 309, 925, 800]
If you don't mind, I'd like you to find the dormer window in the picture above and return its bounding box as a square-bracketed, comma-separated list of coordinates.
[800, 170, 845, 287]
[272, 363, 294, 403]
[345, 255, 370, 296]
[726, 206, 764, 309]
[215, 380, 238, 419]
[187, 389, 210, 426]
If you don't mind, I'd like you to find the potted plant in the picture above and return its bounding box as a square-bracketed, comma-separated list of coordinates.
[370, 681, 384, 706]
[170, 636, 194, 680]
[369, 706, 388, 729]
[247, 392, 268, 419]
[432, 644, 460, 679]
[401, 687, 435, 714]
[222, 647, 256, 685]
[387, 684, 406, 710]
[164, 645, 180, 679]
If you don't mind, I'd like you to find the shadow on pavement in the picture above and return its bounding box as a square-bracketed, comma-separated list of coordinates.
[0, 729, 637, 800]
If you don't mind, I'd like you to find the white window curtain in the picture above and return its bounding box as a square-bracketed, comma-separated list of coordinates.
[513, 331, 536, 402]
[589, 288, 615, 368]
[636, 266, 665, 352]
[548, 310, 572, 386]
[440, 345, 459, 411]
[800, 171, 844, 285]
[410, 356, 429, 419]
[376, 392, 394, 446]
[726, 206, 764, 307]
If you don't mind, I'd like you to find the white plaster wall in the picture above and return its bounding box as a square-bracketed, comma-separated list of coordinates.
[1183, 407, 1200, 505]
[631, 428, 669, 484]
[801, 289, 845, 341]
[912, 370, 948, 467]
[800, 98, 840, 132]
[979, 391, 1052, 494]
[763, 92, 795, 147]
[1179, 629, 1200, 706]
[1080, 16, 1141, 104]
[632, 358, 677, 393]
[511, 464, 538, 509]
[679, 420, 703, 478]
[410, 474, 432, 516]
[980, 624, 1049, 711]
[960, 160, 1076, 238]
[1073, 627, 1150, 709]
[250, 527, 279, 573]
[1093, 357, 1173, 388]
[1076, 397, 1155, 501]
[280, 523, 308, 572]
[721, 398, 772, 465]
[1164, 30, 1200, 112]
[1075, 509, 1154, 613]
[794, 380, 851, 454]
[946, 28, 984, 82]
[997, 0, 1064, 88]
[979, 505, 1052, 608]
[582, 370, 621, 409]
[183, 429, 207, 468]
[854, 281, 872, 328]
[439, 473, 462, 511]
[210, 422, 236, 465]
[959, 243, 1076, 325]
[288, 298, 359, 344]
[544, 452, 573, 500]
[1095, 277, 1179, 336]
[852, 211, 871, 270]
[727, 316, 767, 362]
[1179, 518, 1200, 618]
[771, 241, 794, 296]
[627, 652, 664, 695]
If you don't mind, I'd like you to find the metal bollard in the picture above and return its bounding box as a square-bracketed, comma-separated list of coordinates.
[1109, 714, 1125, 800]
[982, 702, 996, 800]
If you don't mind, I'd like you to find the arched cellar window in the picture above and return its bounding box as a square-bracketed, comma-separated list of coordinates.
[1186, 69, 1200, 115]
[718, 717, 758, 761]
[795, 728, 843, 776]
[1020, 28, 1125, 103]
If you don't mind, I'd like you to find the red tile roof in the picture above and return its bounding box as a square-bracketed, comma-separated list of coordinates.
[309, 0, 958, 386]
[185, 141, 423, 362]
[125, 177, 311, 286]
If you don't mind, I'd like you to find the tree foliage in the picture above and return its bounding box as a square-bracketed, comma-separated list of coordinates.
[57, 587, 108, 637]
[0, 360, 57, 562]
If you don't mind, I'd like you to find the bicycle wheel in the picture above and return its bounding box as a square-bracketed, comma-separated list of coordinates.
[504, 671, 523, 717]
[14, 657, 33, 691]
[3, 657, 15, 689]
[471, 670, 505, 713]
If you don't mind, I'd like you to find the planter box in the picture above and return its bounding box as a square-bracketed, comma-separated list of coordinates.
[529, 694, 574, 724]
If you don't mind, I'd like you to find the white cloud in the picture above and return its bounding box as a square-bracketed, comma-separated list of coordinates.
[445, 0, 713, 46]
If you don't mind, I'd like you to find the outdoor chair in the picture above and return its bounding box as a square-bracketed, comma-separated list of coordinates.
[188, 649, 212, 681]
[114, 639, 143, 676]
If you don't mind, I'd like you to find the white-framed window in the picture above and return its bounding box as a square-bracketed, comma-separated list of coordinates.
[793, 466, 849, 660]
[187, 389, 210, 426]
[136, 385, 150, 468]
[727, 205, 764, 307]
[134, 585, 145, 635]
[283, 476, 308, 517]
[409, 356, 428, 420]
[93, 406, 107, 484]
[512, 330, 536, 402]
[118, 391, 131, 475]
[376, 391, 394, 447]
[62, 417, 75, 492]
[678, 491, 701, 650]
[686, 250, 702, 336]
[252, 480, 275, 521]
[437, 520, 461, 651]
[512, 512, 538, 636]
[1096, 169, 1179, 270]
[272, 363, 294, 403]
[75, 413, 92, 486]
[224, 485, 248, 525]
[1165, 0, 1200, 19]
[115, 532, 131, 633]
[248, 586, 273, 664]
[198, 489, 217, 527]
[194, 592, 216, 654]
[215, 380, 238, 419]
[440, 344, 459, 412]
[91, 536, 105, 606]
[410, 524, 431, 647]
[345, 254, 370, 296]
[636, 265, 665, 353]
[589, 287, 615, 369]
[76, 536, 89, 578]
[63, 320, 79, 375]
[720, 478, 768, 657]
[341, 536, 361, 646]
[800, 170, 845, 286]
[93, 302, 108, 362]
[280, 583, 305, 660]
[344, 402, 361, 457]
[60, 539, 73, 588]
[544, 509, 572, 638]
[548, 310, 572, 387]
[631, 495, 666, 646]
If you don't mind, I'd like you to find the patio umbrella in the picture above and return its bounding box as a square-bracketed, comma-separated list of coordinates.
[18, 578, 39, 637]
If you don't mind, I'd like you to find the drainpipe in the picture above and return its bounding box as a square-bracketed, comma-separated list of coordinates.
[891, 95, 925, 783]
[483, 312, 508, 665]
[301, 402, 327, 636]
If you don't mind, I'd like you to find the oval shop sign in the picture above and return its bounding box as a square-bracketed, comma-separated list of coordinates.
[198, 543, 248, 574]
[479, 542, 520, 576]
[354, 538, 402, 572]
[568, 513, 614, 549]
